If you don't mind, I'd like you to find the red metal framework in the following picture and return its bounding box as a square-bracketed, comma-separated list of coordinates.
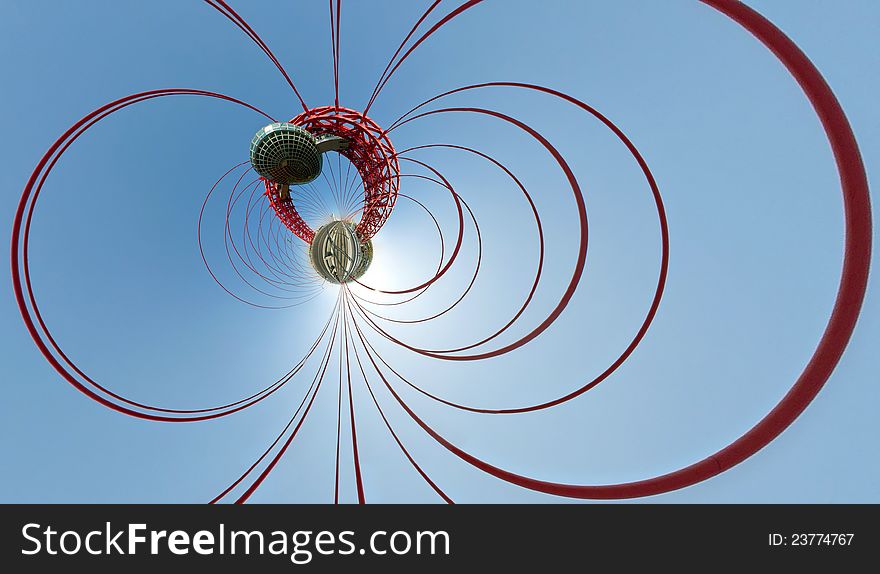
[264, 105, 400, 244]
[10, 0, 872, 505]
[264, 180, 315, 243]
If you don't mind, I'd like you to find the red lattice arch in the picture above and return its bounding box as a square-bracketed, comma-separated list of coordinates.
[263, 105, 400, 244]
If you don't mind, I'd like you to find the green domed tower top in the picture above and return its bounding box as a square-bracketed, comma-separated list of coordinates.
[249, 123, 322, 185]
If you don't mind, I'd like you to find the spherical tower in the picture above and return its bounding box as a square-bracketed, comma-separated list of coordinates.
[249, 122, 322, 185]
[308, 220, 373, 284]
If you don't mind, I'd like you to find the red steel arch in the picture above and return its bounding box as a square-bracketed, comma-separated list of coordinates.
[264, 106, 400, 244]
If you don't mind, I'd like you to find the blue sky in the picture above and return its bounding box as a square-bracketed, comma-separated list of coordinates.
[1, 0, 878, 503]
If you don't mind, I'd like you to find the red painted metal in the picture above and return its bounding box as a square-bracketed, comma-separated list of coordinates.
[265, 106, 400, 243]
[264, 180, 315, 243]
